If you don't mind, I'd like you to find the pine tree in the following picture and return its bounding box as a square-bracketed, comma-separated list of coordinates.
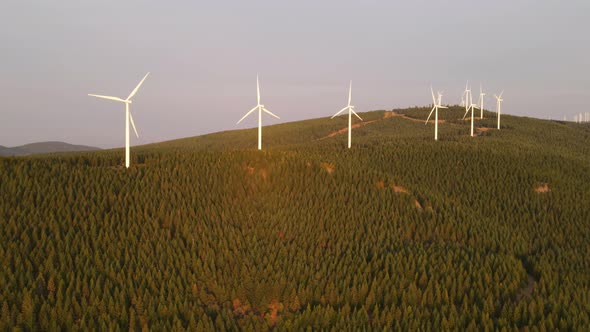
[20, 292, 34, 330]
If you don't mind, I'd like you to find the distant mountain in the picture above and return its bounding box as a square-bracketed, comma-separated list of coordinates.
[0, 141, 100, 156]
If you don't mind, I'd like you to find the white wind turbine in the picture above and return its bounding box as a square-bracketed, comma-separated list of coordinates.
[462, 81, 471, 118]
[332, 81, 362, 149]
[88, 72, 149, 169]
[425, 87, 448, 141]
[478, 84, 486, 119]
[495, 91, 504, 130]
[237, 75, 280, 150]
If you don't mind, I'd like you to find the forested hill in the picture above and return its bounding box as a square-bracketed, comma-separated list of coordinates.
[1, 107, 589, 330]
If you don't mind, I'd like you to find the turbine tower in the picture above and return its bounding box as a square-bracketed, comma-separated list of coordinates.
[468, 103, 480, 137]
[425, 87, 448, 141]
[332, 81, 362, 149]
[88, 72, 149, 169]
[237, 75, 280, 150]
[495, 91, 504, 130]
[479, 84, 486, 119]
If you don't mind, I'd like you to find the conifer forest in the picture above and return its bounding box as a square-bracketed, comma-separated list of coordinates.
[1, 107, 589, 330]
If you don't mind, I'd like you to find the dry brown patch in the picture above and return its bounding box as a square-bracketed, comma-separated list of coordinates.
[323, 127, 349, 139]
[390, 111, 446, 124]
[477, 127, 490, 132]
[414, 200, 423, 210]
[232, 299, 250, 316]
[376, 181, 386, 189]
[320, 162, 335, 175]
[266, 300, 282, 327]
[305, 162, 312, 167]
[320, 119, 379, 140]
[242, 164, 255, 175]
[383, 111, 396, 119]
[393, 185, 409, 194]
[534, 183, 550, 193]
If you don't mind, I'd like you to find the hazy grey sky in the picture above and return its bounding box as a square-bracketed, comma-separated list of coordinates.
[1, 1, 588, 148]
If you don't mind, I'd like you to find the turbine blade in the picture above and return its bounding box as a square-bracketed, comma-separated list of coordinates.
[129, 112, 139, 138]
[430, 86, 436, 105]
[332, 106, 348, 119]
[127, 72, 150, 100]
[88, 94, 126, 103]
[439, 105, 448, 109]
[462, 108, 470, 120]
[425, 107, 435, 124]
[237, 106, 259, 124]
[257, 75, 261, 105]
[499, 90, 504, 98]
[262, 107, 280, 119]
[351, 109, 362, 121]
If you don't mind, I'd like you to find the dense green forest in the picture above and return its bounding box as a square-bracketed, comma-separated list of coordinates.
[1, 107, 589, 330]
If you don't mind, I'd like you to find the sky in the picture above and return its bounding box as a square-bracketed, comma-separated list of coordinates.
[0, 1, 588, 148]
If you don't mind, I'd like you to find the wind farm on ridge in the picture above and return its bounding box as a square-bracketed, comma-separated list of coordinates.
[2, 1, 590, 330]
[86, 73, 508, 167]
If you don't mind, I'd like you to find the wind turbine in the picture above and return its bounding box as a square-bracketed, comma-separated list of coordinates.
[88, 72, 149, 169]
[236, 75, 280, 150]
[332, 81, 362, 149]
[478, 84, 486, 119]
[462, 81, 471, 118]
[495, 91, 504, 130]
[425, 87, 448, 141]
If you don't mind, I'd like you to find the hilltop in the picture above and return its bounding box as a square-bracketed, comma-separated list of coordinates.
[1, 106, 589, 330]
[0, 141, 100, 157]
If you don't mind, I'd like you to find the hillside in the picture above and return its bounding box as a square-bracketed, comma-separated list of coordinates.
[1, 106, 589, 330]
[0, 141, 100, 157]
